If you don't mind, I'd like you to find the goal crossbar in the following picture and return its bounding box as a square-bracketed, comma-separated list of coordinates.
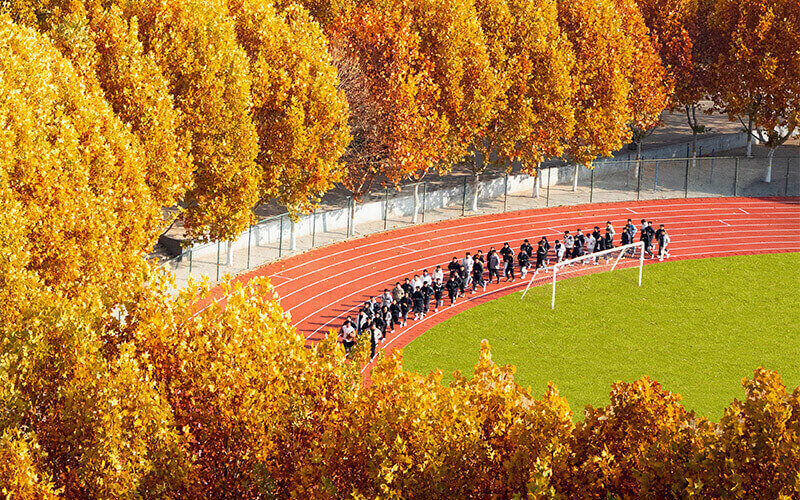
[520, 241, 645, 308]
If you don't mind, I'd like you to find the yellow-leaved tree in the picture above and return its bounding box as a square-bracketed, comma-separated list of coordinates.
[3, 0, 192, 210]
[0, 15, 161, 305]
[228, 0, 351, 216]
[615, 0, 671, 160]
[118, 0, 260, 242]
[557, 0, 633, 189]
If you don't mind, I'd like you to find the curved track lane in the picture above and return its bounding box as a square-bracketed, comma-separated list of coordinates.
[200, 197, 800, 362]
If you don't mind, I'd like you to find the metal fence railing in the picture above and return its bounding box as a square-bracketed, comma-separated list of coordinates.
[160, 154, 799, 289]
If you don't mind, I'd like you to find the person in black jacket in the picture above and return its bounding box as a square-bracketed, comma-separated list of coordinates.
[521, 239, 533, 259]
[592, 226, 603, 252]
[458, 264, 469, 296]
[574, 229, 586, 258]
[448, 257, 461, 279]
[445, 275, 460, 306]
[389, 299, 402, 329]
[401, 277, 413, 298]
[474, 249, 485, 267]
[431, 278, 445, 312]
[535, 239, 548, 269]
[500, 243, 514, 281]
[411, 286, 425, 320]
[399, 294, 412, 327]
[642, 220, 655, 257]
[517, 248, 530, 278]
[472, 259, 486, 292]
[420, 282, 432, 316]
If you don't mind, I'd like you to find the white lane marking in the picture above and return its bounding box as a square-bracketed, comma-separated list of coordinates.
[739, 208, 750, 214]
[399, 245, 417, 252]
[270, 200, 787, 278]
[626, 208, 638, 214]
[719, 220, 731, 227]
[303, 232, 800, 337]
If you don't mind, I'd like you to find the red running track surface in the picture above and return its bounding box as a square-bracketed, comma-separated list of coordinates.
[199, 197, 800, 362]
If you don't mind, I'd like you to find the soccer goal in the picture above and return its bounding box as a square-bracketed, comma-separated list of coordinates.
[521, 241, 645, 309]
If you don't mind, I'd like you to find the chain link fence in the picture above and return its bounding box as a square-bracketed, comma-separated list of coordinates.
[161, 154, 799, 289]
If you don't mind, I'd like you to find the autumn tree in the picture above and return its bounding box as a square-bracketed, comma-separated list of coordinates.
[614, 0, 670, 165]
[634, 0, 712, 159]
[334, 0, 499, 222]
[0, 15, 161, 305]
[706, 0, 800, 181]
[273, 0, 353, 27]
[697, 368, 800, 497]
[474, 0, 575, 202]
[557, 0, 633, 190]
[330, 3, 448, 225]
[2, 0, 192, 210]
[228, 0, 350, 217]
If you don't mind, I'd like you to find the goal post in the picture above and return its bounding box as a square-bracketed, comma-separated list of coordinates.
[521, 241, 645, 309]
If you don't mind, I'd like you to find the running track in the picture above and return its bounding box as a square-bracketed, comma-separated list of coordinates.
[200, 197, 800, 362]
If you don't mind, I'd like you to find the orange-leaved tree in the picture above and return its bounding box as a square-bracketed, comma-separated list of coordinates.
[634, 0, 712, 158]
[557, 0, 633, 190]
[330, 2, 449, 224]
[614, 0, 671, 163]
[228, 0, 350, 217]
[334, 0, 499, 221]
[706, 0, 800, 181]
[474, 0, 575, 200]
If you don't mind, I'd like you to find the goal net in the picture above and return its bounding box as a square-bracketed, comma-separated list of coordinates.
[521, 241, 645, 309]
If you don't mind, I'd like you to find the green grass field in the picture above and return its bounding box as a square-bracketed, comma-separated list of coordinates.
[402, 253, 800, 420]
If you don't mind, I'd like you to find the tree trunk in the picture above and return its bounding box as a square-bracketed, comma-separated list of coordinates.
[746, 115, 754, 158]
[765, 147, 775, 183]
[534, 169, 541, 198]
[225, 241, 233, 267]
[412, 183, 420, 223]
[289, 219, 296, 250]
[471, 173, 479, 212]
[572, 164, 579, 191]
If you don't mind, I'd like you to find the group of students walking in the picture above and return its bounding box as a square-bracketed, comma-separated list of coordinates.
[340, 218, 671, 359]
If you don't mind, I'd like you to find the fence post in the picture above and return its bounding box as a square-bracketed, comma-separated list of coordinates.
[461, 176, 467, 216]
[278, 215, 284, 257]
[189, 249, 193, 274]
[654, 161, 659, 192]
[346, 197, 353, 238]
[709, 149, 715, 183]
[246, 224, 252, 269]
[311, 209, 317, 247]
[216, 241, 220, 281]
[785, 157, 791, 196]
[421, 182, 427, 223]
[636, 161, 642, 200]
[383, 187, 389, 230]
[589, 168, 594, 203]
[546, 168, 551, 207]
[733, 158, 739, 196]
[684, 150, 690, 198]
[503, 173, 509, 212]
